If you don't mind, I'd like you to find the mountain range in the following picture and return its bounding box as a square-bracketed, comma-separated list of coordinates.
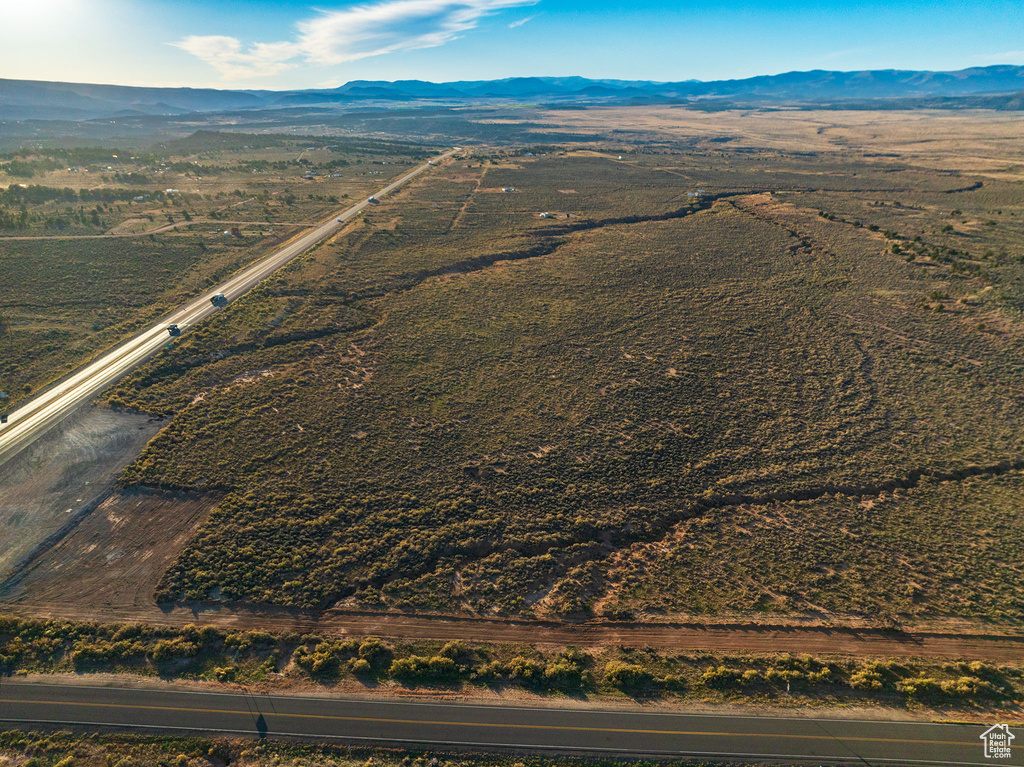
[2, 65, 1023, 121]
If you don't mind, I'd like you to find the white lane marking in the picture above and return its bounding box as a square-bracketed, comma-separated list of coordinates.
[0, 718, 998, 766]
[0, 680, 982, 728]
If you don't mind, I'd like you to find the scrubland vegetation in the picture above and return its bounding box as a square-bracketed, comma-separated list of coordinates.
[0, 135, 432, 410]
[2, 617, 1021, 708]
[7, 109, 1024, 631]
[89, 140, 1024, 626]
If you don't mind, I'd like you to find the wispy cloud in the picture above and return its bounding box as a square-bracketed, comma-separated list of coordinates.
[174, 0, 537, 80]
[974, 50, 1024, 64]
[174, 36, 301, 79]
[508, 14, 536, 28]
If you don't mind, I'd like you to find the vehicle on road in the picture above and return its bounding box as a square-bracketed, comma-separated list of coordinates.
[167, 324, 181, 337]
[337, 217, 343, 222]
[210, 293, 227, 307]
[0, 414, 7, 424]
[368, 196, 378, 203]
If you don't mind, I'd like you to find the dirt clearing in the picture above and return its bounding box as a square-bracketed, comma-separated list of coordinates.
[0, 406, 162, 580]
[0, 489, 215, 612]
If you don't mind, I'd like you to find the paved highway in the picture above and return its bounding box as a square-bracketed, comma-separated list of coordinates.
[0, 681, 1016, 765]
[0, 149, 458, 468]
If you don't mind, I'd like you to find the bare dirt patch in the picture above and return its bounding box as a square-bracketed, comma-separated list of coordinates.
[0, 489, 215, 612]
[0, 406, 162, 581]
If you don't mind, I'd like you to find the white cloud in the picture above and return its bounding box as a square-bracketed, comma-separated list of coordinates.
[174, 0, 537, 80]
[975, 51, 1024, 64]
[508, 14, 536, 28]
[173, 36, 301, 79]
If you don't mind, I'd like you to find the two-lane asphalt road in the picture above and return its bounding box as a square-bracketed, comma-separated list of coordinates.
[0, 149, 458, 468]
[0, 681, 1015, 765]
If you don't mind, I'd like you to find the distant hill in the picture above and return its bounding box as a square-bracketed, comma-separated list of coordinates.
[0, 78, 264, 120]
[2, 65, 1023, 121]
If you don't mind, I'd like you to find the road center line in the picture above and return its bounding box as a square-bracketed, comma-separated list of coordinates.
[0, 698, 975, 746]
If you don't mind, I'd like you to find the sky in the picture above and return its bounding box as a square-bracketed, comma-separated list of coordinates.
[1, 0, 1022, 90]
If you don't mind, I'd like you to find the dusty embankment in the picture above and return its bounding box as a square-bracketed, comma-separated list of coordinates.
[0, 406, 162, 582]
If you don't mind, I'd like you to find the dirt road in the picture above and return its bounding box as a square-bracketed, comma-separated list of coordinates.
[4, 596, 1022, 662]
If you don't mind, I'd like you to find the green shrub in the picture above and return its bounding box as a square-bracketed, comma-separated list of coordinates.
[389, 654, 461, 684]
[358, 638, 391, 666]
[849, 669, 884, 691]
[294, 643, 341, 679]
[504, 656, 546, 683]
[150, 638, 200, 663]
[604, 661, 654, 689]
[697, 665, 745, 689]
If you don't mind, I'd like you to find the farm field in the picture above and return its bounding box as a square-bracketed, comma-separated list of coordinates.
[80, 110, 1024, 630]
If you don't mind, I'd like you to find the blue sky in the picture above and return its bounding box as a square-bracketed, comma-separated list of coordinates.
[1, 0, 1022, 89]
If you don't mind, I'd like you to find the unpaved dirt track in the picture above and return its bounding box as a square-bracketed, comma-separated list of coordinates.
[3, 594, 1023, 662]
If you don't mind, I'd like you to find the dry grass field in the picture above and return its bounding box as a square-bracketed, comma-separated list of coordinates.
[83, 109, 1024, 629]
